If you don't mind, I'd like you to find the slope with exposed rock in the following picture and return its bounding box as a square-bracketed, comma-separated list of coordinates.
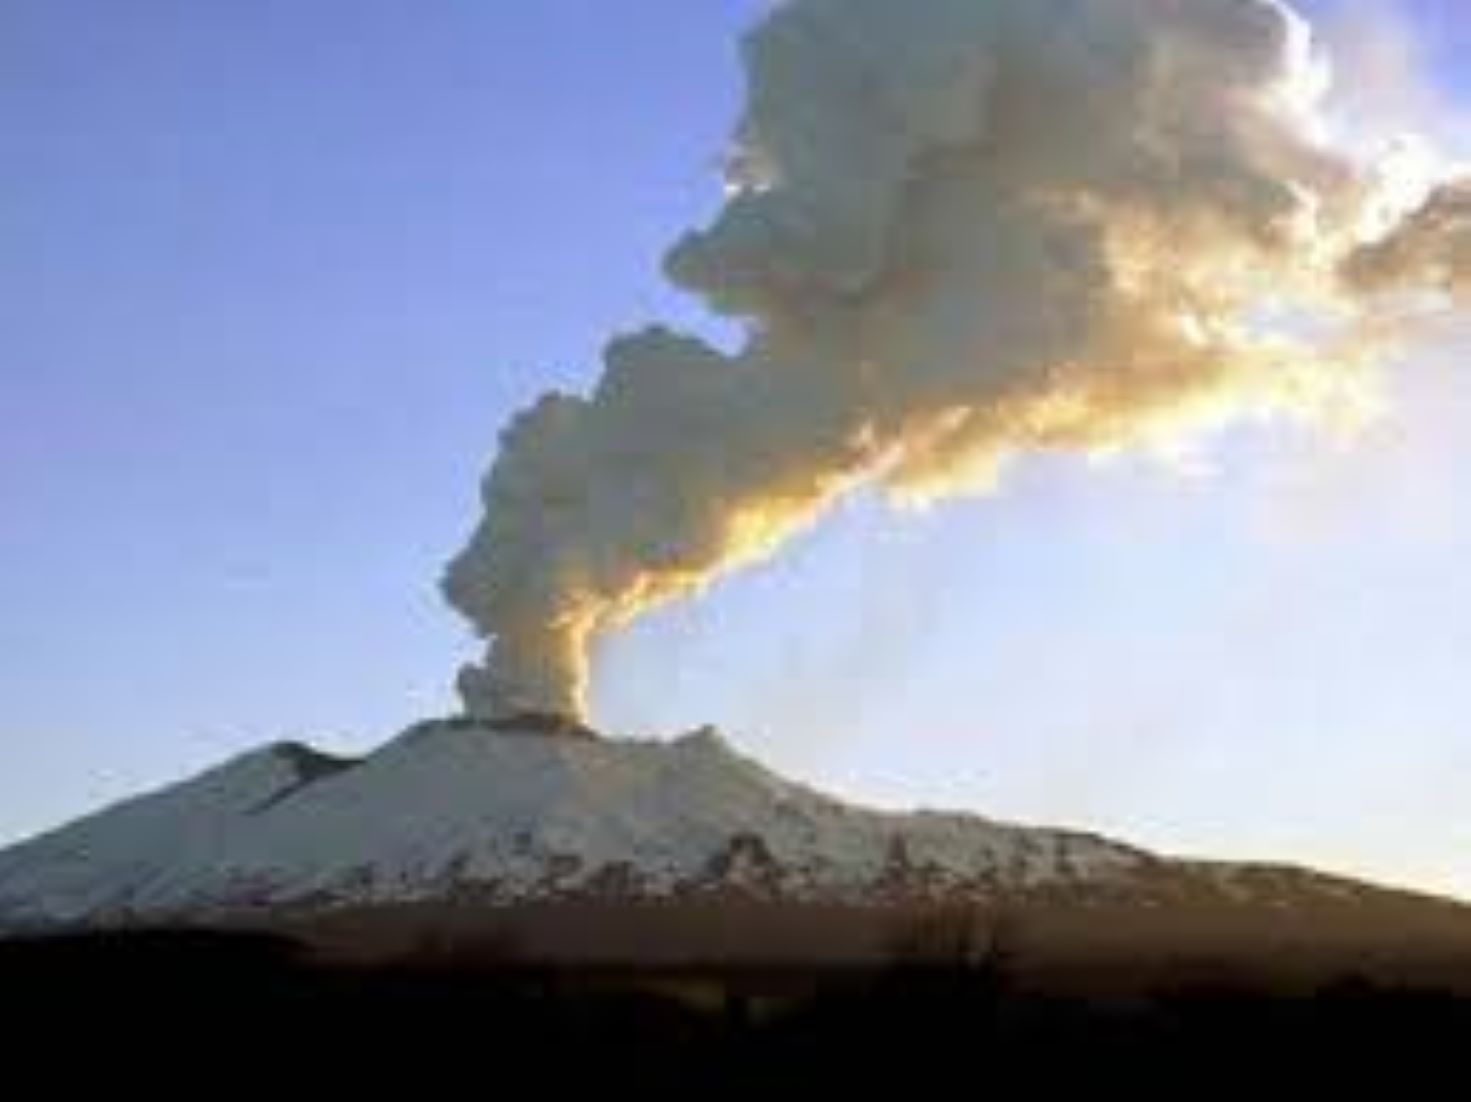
[2, 718, 1468, 982]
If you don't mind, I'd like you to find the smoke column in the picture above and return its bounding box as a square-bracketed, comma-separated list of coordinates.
[444, 0, 1469, 720]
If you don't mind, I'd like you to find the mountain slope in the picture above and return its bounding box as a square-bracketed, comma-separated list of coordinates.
[0, 718, 1152, 926]
[3, 715, 1468, 983]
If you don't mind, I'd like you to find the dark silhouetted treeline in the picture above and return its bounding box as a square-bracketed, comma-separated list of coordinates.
[1, 927, 1468, 1092]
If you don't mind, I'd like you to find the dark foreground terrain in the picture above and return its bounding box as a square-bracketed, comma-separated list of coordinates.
[4, 918, 1471, 1091]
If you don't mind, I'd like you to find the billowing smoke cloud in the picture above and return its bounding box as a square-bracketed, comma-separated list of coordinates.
[444, 0, 1469, 720]
[1344, 179, 1471, 298]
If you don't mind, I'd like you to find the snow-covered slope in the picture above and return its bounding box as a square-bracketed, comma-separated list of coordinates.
[0, 718, 1154, 927]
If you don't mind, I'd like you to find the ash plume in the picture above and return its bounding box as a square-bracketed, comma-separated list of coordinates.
[444, 0, 1469, 720]
[1344, 179, 1471, 299]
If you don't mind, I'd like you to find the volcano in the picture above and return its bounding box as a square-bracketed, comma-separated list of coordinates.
[3, 718, 1469, 985]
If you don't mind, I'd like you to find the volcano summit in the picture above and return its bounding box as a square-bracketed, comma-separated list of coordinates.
[3, 717, 1469, 983]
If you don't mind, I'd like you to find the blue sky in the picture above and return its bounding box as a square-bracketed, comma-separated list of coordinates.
[4, 1, 1470, 896]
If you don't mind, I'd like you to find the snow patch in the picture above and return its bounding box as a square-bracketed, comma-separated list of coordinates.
[0, 719, 1149, 927]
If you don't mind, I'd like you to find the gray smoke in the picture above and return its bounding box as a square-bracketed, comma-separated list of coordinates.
[444, 0, 1468, 720]
[1345, 179, 1471, 298]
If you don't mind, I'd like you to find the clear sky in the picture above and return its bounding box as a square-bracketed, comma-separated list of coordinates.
[4, 1, 1470, 896]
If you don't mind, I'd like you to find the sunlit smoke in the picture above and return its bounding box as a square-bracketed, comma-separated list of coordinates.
[444, 0, 1470, 720]
[1345, 179, 1471, 300]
